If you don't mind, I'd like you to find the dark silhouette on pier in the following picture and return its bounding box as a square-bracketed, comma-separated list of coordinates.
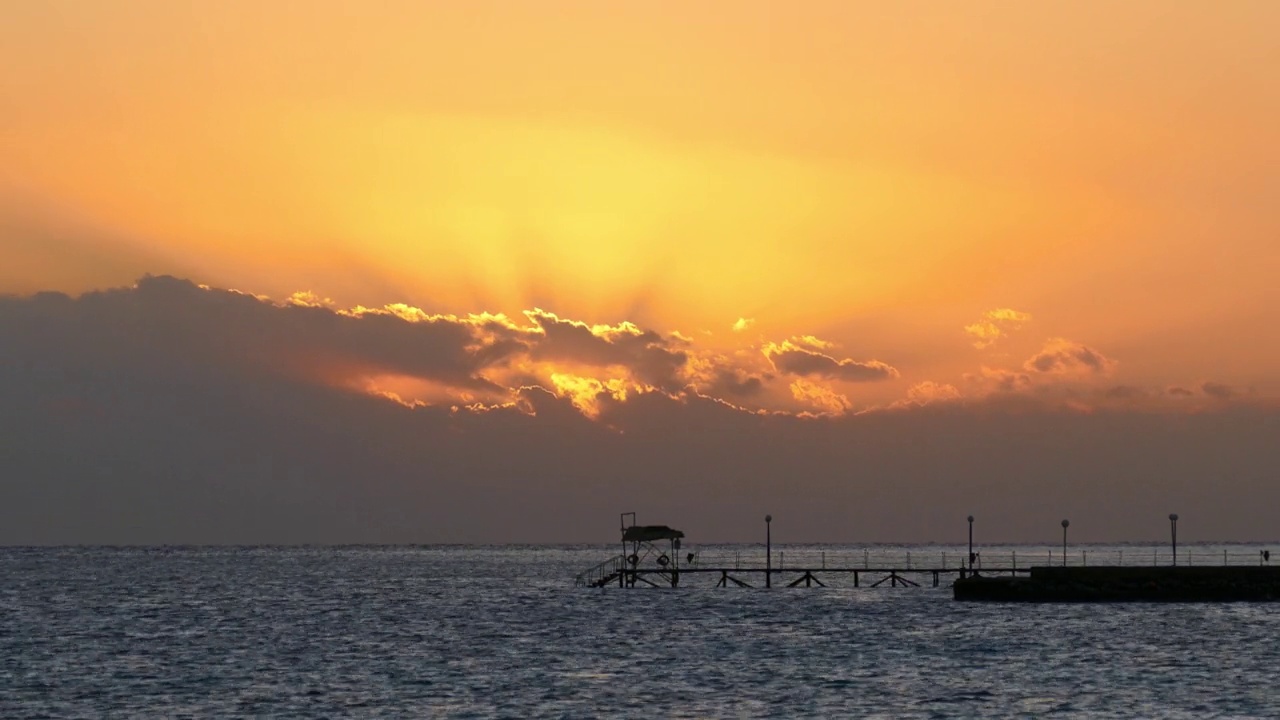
[577, 512, 1280, 601]
[576, 513, 993, 589]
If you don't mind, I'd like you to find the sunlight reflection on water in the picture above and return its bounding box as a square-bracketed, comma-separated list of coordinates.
[2, 545, 1279, 718]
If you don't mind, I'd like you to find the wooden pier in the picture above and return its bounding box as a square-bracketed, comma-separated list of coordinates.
[576, 512, 1274, 591]
[574, 560, 1018, 589]
[573, 514, 1016, 589]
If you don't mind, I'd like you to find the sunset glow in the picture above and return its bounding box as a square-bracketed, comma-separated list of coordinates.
[3, 2, 1279, 543]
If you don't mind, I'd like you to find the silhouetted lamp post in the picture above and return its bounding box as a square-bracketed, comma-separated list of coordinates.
[965, 515, 974, 570]
[1169, 513, 1179, 566]
[765, 514, 773, 588]
[1061, 519, 1070, 566]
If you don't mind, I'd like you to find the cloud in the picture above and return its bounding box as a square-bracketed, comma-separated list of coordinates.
[1, 275, 524, 398]
[2, 276, 1274, 545]
[1103, 385, 1147, 401]
[732, 317, 755, 332]
[906, 381, 963, 404]
[1202, 381, 1235, 400]
[965, 308, 1032, 349]
[788, 335, 834, 350]
[964, 366, 1248, 413]
[704, 368, 768, 399]
[286, 291, 336, 308]
[966, 367, 1033, 393]
[764, 338, 899, 383]
[4, 276, 897, 420]
[521, 309, 689, 391]
[549, 373, 632, 418]
[789, 379, 852, 414]
[3, 307, 1278, 544]
[1023, 338, 1115, 375]
[0, 276, 709, 418]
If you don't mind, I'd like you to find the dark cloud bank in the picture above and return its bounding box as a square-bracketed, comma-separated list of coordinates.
[1, 277, 1277, 544]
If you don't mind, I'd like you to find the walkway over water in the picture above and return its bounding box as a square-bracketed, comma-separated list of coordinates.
[575, 548, 1275, 589]
[578, 512, 1274, 589]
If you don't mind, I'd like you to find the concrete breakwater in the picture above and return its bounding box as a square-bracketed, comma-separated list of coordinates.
[954, 566, 1280, 602]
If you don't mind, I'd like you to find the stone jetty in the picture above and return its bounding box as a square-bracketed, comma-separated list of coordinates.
[954, 566, 1280, 602]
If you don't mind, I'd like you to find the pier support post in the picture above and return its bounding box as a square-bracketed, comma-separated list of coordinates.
[967, 515, 975, 571]
[787, 571, 824, 588]
[765, 514, 773, 588]
[1062, 519, 1070, 567]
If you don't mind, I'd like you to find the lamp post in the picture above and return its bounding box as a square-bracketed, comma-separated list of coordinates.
[1061, 519, 1070, 566]
[765, 514, 773, 588]
[1169, 513, 1178, 566]
[967, 515, 975, 572]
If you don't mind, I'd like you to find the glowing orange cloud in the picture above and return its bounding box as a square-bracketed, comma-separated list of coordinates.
[763, 338, 899, 383]
[4, 2, 1279, 411]
[965, 309, 1032, 349]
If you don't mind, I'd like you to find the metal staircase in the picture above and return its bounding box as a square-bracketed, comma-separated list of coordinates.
[574, 554, 628, 587]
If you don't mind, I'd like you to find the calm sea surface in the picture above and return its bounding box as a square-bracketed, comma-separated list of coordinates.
[3, 544, 1279, 718]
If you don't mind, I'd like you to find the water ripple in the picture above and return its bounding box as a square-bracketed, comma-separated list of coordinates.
[2, 546, 1278, 718]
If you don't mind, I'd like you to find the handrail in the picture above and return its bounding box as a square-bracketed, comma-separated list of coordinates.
[683, 548, 1276, 571]
[574, 553, 628, 587]
[575, 548, 1277, 587]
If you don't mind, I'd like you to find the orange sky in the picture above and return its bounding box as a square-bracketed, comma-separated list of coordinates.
[3, 1, 1279, 412]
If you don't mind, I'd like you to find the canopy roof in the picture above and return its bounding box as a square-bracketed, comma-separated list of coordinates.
[622, 525, 685, 543]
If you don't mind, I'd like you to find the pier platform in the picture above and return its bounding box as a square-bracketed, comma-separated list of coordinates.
[577, 512, 1276, 596]
[575, 562, 997, 589]
[954, 566, 1280, 602]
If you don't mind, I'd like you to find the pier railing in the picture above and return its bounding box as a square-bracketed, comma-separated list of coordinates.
[686, 548, 1274, 571]
[574, 554, 628, 587]
[575, 547, 1277, 589]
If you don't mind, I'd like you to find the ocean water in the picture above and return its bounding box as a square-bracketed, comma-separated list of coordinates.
[3, 544, 1279, 718]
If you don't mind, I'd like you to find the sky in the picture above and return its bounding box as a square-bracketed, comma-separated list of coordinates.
[2, 2, 1278, 544]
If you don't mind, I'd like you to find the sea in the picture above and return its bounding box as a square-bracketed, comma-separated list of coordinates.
[3, 543, 1279, 718]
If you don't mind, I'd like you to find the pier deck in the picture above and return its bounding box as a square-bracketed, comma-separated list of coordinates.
[575, 560, 1016, 588]
[575, 548, 1275, 590]
[579, 513, 1274, 592]
[955, 565, 1280, 602]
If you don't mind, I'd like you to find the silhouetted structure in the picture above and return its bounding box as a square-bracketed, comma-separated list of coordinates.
[574, 512, 1278, 597]
[575, 512, 980, 589]
[955, 566, 1280, 602]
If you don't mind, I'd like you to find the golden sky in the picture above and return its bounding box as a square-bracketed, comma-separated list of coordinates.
[4, 1, 1279, 414]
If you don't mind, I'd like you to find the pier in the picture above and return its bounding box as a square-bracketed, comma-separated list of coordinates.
[575, 512, 1275, 594]
[955, 566, 1280, 602]
[574, 512, 1017, 589]
[574, 559, 990, 589]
